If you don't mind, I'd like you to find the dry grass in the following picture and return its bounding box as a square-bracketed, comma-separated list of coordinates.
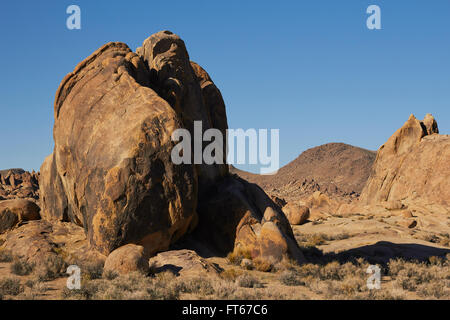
[10, 259, 34, 276]
[0, 248, 13, 263]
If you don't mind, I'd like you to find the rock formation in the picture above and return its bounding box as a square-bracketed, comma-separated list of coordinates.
[40, 41, 197, 256]
[0, 199, 40, 233]
[38, 31, 304, 264]
[103, 244, 149, 275]
[0, 169, 39, 201]
[360, 114, 449, 210]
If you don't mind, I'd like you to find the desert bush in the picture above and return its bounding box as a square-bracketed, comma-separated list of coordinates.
[0, 277, 24, 296]
[279, 270, 304, 286]
[10, 259, 34, 276]
[34, 254, 68, 281]
[253, 258, 273, 272]
[235, 273, 263, 288]
[62, 280, 103, 300]
[82, 261, 104, 280]
[177, 277, 214, 295]
[220, 268, 243, 282]
[227, 247, 252, 266]
[0, 248, 13, 263]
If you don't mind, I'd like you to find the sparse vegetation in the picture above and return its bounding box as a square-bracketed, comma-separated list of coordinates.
[0, 277, 24, 297]
[0, 248, 13, 263]
[34, 254, 68, 282]
[10, 259, 34, 276]
[236, 274, 263, 288]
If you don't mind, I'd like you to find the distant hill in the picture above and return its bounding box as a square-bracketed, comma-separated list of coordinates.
[230, 143, 376, 200]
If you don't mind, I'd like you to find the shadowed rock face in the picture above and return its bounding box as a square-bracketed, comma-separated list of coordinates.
[360, 114, 449, 208]
[39, 31, 303, 264]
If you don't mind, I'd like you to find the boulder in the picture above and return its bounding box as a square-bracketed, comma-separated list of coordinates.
[282, 203, 310, 225]
[104, 244, 149, 275]
[38, 31, 304, 265]
[148, 249, 221, 277]
[40, 41, 198, 256]
[360, 114, 449, 210]
[195, 176, 305, 264]
[0, 199, 40, 234]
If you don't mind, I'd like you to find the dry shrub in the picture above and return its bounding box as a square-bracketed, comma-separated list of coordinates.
[0, 248, 13, 263]
[235, 273, 263, 288]
[279, 270, 304, 286]
[220, 268, 243, 282]
[253, 258, 273, 272]
[10, 259, 34, 276]
[227, 247, 252, 266]
[177, 277, 215, 295]
[0, 277, 24, 297]
[34, 254, 68, 281]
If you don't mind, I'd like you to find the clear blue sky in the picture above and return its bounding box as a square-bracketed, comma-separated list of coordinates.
[0, 0, 449, 173]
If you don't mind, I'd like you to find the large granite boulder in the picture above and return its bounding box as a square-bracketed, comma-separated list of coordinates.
[39, 31, 304, 264]
[360, 114, 449, 209]
[40, 42, 198, 256]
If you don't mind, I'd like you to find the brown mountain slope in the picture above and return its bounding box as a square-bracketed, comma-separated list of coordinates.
[231, 143, 376, 201]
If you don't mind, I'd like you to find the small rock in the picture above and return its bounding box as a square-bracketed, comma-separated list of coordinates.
[103, 244, 149, 276]
[148, 249, 222, 277]
[283, 203, 310, 225]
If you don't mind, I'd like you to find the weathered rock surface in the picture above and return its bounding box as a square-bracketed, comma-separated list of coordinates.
[0, 169, 39, 201]
[103, 244, 149, 275]
[148, 249, 222, 277]
[136, 31, 228, 189]
[0, 199, 40, 234]
[1, 220, 104, 267]
[360, 114, 449, 210]
[38, 30, 303, 264]
[40, 41, 198, 256]
[195, 176, 305, 263]
[282, 203, 310, 225]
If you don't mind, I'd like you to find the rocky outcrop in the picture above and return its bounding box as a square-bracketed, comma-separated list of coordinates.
[40, 41, 198, 256]
[1, 220, 104, 267]
[103, 244, 149, 275]
[194, 176, 305, 263]
[39, 31, 303, 264]
[0, 169, 39, 201]
[149, 249, 222, 277]
[0, 199, 40, 234]
[360, 114, 449, 209]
